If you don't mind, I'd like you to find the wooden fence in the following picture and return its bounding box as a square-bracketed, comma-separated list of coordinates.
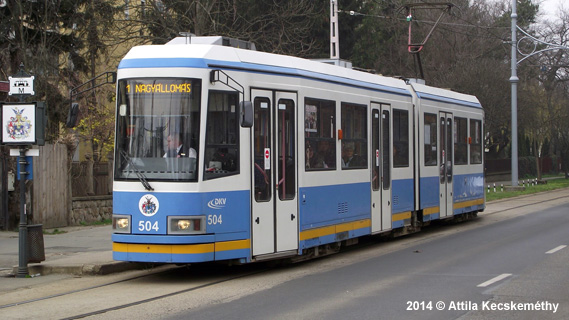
[31, 144, 69, 228]
[71, 161, 112, 197]
[30, 144, 113, 228]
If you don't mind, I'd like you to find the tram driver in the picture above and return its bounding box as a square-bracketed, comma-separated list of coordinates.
[163, 133, 197, 159]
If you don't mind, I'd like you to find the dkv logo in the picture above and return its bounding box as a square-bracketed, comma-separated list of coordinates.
[207, 197, 227, 210]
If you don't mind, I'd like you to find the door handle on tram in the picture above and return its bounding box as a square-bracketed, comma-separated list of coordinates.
[291, 214, 295, 221]
[255, 217, 260, 224]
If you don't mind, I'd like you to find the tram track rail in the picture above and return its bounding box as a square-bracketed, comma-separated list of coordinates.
[0, 264, 270, 319]
[2, 189, 567, 319]
[0, 266, 177, 310]
[62, 268, 268, 320]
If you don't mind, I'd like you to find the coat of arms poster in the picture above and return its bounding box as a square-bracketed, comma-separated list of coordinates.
[2, 103, 36, 144]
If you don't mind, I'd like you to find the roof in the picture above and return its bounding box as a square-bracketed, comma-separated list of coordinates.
[118, 38, 481, 107]
[409, 82, 482, 109]
[118, 42, 411, 96]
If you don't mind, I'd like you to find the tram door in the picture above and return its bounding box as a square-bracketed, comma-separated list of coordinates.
[371, 103, 392, 233]
[439, 112, 454, 218]
[251, 89, 298, 256]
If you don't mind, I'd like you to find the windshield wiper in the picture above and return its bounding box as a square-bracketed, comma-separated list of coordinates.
[120, 150, 154, 191]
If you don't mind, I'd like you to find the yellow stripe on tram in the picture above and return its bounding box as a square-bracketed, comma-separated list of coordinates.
[454, 198, 484, 210]
[392, 211, 411, 222]
[423, 206, 440, 216]
[215, 239, 250, 252]
[299, 219, 371, 241]
[113, 239, 251, 255]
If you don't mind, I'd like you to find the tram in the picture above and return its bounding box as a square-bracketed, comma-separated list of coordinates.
[111, 36, 485, 264]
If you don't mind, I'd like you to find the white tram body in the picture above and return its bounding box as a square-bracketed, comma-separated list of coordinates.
[112, 37, 485, 263]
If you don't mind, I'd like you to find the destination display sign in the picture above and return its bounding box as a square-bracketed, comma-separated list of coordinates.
[126, 82, 192, 94]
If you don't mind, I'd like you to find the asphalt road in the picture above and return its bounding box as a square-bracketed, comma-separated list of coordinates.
[166, 204, 568, 320]
[2, 191, 568, 320]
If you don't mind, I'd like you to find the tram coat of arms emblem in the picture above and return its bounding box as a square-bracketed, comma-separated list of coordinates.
[139, 194, 159, 217]
[6, 107, 32, 140]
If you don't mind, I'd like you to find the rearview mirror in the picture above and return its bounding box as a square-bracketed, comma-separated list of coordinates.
[240, 101, 253, 128]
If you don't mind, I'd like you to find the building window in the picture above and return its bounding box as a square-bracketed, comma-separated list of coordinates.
[124, 0, 130, 19]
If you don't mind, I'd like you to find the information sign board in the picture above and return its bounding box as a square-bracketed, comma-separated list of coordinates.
[8, 76, 35, 95]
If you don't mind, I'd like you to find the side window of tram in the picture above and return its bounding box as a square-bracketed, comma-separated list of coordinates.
[382, 110, 390, 190]
[204, 91, 239, 180]
[305, 98, 336, 171]
[371, 109, 380, 191]
[470, 119, 482, 164]
[253, 97, 271, 202]
[454, 117, 468, 165]
[393, 109, 409, 168]
[424, 113, 437, 166]
[341, 103, 367, 169]
[278, 99, 296, 201]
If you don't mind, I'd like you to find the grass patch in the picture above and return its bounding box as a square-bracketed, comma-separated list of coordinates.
[43, 228, 67, 235]
[486, 177, 569, 202]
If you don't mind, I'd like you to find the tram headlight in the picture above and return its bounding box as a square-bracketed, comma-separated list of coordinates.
[168, 216, 206, 234]
[112, 215, 131, 234]
[177, 220, 191, 230]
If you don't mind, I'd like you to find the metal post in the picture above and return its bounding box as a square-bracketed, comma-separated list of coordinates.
[510, 0, 519, 187]
[16, 146, 29, 277]
[330, 0, 340, 60]
[2, 155, 8, 230]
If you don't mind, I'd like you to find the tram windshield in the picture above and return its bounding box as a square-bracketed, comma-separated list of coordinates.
[114, 78, 202, 182]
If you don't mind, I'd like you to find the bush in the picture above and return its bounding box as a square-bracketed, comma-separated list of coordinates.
[518, 156, 536, 177]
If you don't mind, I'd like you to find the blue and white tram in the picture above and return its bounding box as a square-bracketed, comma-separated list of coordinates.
[111, 36, 485, 264]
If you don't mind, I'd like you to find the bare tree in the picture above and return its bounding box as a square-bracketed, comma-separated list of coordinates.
[113, 0, 327, 56]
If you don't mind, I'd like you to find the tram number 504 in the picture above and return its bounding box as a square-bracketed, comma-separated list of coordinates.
[208, 214, 223, 225]
[138, 220, 159, 232]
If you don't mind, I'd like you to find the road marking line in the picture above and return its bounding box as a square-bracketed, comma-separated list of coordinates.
[477, 273, 512, 287]
[545, 245, 567, 254]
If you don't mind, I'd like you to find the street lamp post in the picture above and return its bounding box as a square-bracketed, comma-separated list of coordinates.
[509, 0, 569, 187]
[510, 0, 519, 187]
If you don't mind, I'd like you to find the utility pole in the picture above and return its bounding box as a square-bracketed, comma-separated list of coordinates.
[510, 0, 519, 187]
[330, 0, 340, 60]
[509, 1, 568, 187]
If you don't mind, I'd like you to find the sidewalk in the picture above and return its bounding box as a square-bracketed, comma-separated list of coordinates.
[0, 225, 144, 277]
[2, 187, 569, 278]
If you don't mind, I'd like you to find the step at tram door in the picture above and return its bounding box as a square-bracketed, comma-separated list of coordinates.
[439, 112, 454, 218]
[370, 103, 392, 233]
[251, 89, 298, 257]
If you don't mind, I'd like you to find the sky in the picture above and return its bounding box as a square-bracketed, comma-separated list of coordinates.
[538, 0, 565, 22]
